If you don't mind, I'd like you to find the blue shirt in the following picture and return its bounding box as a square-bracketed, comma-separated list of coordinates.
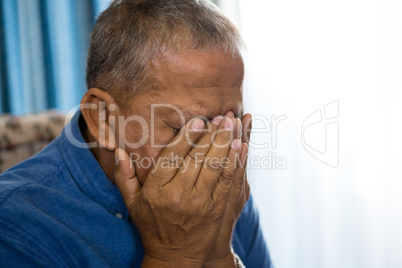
[0, 111, 271, 267]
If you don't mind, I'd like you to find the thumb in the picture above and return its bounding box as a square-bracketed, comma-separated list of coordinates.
[114, 148, 142, 209]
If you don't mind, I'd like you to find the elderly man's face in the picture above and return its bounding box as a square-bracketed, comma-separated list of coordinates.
[120, 50, 244, 184]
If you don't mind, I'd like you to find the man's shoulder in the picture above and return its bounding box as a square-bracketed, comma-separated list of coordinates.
[234, 194, 272, 267]
[0, 137, 100, 267]
[0, 137, 67, 205]
[237, 194, 258, 223]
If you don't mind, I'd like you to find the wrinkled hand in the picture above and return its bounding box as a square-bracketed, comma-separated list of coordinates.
[203, 113, 252, 267]
[114, 115, 246, 267]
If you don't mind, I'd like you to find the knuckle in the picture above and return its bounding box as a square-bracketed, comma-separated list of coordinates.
[213, 133, 231, 149]
[161, 149, 184, 168]
[217, 176, 233, 191]
[186, 150, 205, 167]
[141, 190, 157, 210]
[166, 187, 185, 206]
[206, 199, 223, 218]
[220, 167, 234, 181]
[189, 193, 201, 205]
[114, 165, 130, 180]
[210, 207, 223, 219]
[114, 169, 124, 180]
[187, 149, 198, 161]
[233, 170, 246, 186]
[169, 192, 183, 206]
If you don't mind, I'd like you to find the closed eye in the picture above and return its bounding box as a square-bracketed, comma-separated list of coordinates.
[171, 127, 181, 134]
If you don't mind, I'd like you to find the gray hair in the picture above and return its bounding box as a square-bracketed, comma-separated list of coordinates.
[86, 0, 244, 107]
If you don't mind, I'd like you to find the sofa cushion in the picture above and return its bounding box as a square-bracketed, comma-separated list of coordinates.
[0, 111, 70, 173]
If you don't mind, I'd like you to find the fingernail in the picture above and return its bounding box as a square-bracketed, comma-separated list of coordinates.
[225, 111, 234, 117]
[223, 117, 234, 130]
[211, 116, 224, 126]
[191, 118, 205, 132]
[231, 139, 241, 150]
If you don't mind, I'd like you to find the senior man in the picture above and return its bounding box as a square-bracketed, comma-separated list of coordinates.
[0, 0, 271, 267]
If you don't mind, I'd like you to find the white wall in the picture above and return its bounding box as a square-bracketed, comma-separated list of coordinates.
[219, 0, 402, 267]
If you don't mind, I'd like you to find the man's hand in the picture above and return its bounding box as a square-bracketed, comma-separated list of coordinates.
[114, 116, 245, 267]
[203, 113, 252, 267]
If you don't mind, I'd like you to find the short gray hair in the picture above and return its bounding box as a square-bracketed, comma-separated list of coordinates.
[86, 0, 244, 107]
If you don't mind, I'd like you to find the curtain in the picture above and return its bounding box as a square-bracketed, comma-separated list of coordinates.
[218, 0, 402, 268]
[0, 0, 109, 115]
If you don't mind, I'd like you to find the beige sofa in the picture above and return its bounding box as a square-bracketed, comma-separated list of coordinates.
[0, 111, 69, 173]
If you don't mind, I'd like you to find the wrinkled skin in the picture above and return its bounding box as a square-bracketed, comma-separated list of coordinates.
[82, 50, 252, 267]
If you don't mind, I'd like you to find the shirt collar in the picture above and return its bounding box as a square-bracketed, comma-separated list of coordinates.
[59, 111, 129, 221]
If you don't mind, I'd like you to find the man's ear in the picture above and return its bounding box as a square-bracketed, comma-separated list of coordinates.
[81, 88, 120, 151]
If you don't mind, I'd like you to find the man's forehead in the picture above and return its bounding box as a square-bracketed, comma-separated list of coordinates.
[139, 50, 245, 125]
[150, 50, 244, 89]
